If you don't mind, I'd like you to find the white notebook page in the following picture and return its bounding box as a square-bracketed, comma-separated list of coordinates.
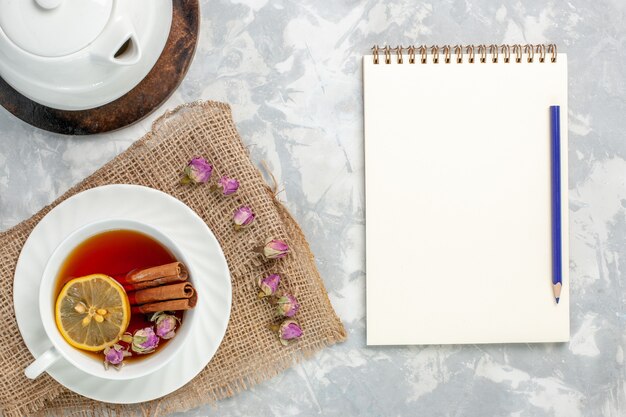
[364, 53, 569, 345]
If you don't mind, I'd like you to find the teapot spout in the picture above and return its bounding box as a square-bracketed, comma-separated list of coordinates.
[112, 35, 141, 65]
[90, 15, 142, 66]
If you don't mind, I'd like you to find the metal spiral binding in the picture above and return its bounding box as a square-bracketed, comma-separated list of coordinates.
[466, 45, 475, 63]
[419, 46, 427, 64]
[514, 44, 523, 62]
[548, 44, 557, 62]
[501, 44, 510, 63]
[407, 46, 416, 64]
[524, 44, 534, 63]
[443, 45, 451, 63]
[489, 44, 498, 63]
[536, 44, 546, 62]
[454, 45, 463, 63]
[383, 45, 392, 64]
[431, 45, 440, 63]
[372, 45, 379, 64]
[370, 44, 558, 65]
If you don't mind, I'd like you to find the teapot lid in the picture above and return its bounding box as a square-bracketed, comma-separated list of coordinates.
[0, 0, 113, 57]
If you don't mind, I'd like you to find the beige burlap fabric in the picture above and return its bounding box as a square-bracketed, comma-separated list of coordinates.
[0, 101, 346, 417]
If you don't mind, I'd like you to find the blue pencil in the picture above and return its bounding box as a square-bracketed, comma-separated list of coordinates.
[550, 105, 562, 304]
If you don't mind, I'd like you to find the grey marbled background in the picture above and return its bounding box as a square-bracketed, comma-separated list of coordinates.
[0, 0, 624, 416]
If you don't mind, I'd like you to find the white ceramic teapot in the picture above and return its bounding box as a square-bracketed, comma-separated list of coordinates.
[0, 0, 172, 110]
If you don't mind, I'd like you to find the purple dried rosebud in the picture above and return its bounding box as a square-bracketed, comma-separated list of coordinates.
[262, 238, 289, 260]
[233, 206, 255, 231]
[277, 319, 303, 346]
[103, 344, 131, 370]
[151, 312, 180, 340]
[258, 274, 281, 299]
[182, 157, 213, 184]
[104, 345, 124, 366]
[131, 327, 159, 354]
[217, 176, 240, 196]
[275, 293, 300, 317]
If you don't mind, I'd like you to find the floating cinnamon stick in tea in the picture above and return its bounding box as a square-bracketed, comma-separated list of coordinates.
[131, 293, 198, 314]
[127, 282, 195, 305]
[116, 262, 188, 291]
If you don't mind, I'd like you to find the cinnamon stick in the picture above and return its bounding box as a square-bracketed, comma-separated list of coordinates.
[131, 293, 198, 314]
[117, 262, 188, 291]
[127, 282, 195, 305]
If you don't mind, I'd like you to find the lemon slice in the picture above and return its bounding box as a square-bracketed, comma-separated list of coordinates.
[55, 274, 130, 352]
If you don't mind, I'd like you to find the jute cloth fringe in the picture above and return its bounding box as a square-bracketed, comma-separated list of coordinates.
[0, 101, 346, 416]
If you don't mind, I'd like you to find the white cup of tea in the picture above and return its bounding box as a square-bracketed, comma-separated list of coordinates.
[24, 219, 196, 380]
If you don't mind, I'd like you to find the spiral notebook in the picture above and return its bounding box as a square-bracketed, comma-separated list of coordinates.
[364, 44, 569, 345]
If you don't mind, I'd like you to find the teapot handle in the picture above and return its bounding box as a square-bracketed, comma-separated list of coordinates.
[90, 15, 142, 66]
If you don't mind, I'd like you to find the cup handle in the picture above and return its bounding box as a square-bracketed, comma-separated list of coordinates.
[24, 347, 62, 379]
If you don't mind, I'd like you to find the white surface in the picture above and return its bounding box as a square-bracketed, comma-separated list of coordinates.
[1, 1, 624, 415]
[364, 53, 570, 345]
[33, 219, 198, 381]
[0, 0, 171, 110]
[0, 0, 113, 57]
[13, 185, 232, 403]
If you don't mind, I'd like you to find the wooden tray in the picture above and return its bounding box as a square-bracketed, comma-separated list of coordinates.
[0, 0, 199, 135]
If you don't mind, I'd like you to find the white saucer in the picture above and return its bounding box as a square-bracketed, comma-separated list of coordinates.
[13, 185, 232, 403]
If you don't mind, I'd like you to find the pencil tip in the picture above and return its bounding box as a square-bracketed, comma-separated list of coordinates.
[555, 297, 560, 304]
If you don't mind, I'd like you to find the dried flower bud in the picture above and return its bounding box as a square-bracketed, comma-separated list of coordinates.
[216, 176, 240, 196]
[258, 274, 281, 298]
[151, 312, 180, 340]
[275, 293, 300, 317]
[181, 157, 213, 184]
[262, 238, 289, 260]
[233, 206, 255, 230]
[132, 327, 159, 354]
[103, 344, 131, 370]
[276, 319, 303, 346]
